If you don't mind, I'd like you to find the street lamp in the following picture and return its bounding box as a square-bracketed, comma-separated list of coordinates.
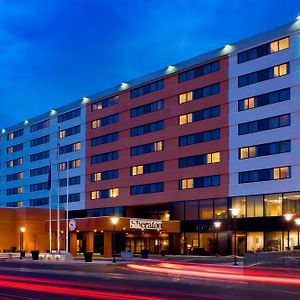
[213, 221, 222, 255]
[284, 213, 293, 250]
[20, 226, 26, 259]
[294, 218, 300, 248]
[111, 217, 119, 263]
[230, 208, 240, 266]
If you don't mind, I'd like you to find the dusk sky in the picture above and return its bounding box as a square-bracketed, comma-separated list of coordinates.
[1, 0, 299, 128]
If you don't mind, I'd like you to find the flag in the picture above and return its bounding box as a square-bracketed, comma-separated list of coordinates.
[47, 164, 51, 190]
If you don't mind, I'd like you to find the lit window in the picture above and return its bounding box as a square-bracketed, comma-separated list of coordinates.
[274, 63, 288, 77]
[179, 92, 193, 104]
[240, 148, 248, 159]
[132, 165, 143, 176]
[93, 172, 101, 181]
[91, 191, 99, 200]
[182, 178, 193, 189]
[207, 153, 212, 164]
[18, 201, 23, 207]
[74, 142, 80, 151]
[280, 167, 289, 179]
[59, 130, 66, 139]
[270, 41, 279, 53]
[211, 152, 220, 163]
[18, 187, 23, 194]
[154, 141, 163, 151]
[19, 172, 24, 179]
[59, 162, 66, 171]
[248, 146, 256, 157]
[279, 37, 289, 51]
[109, 188, 119, 198]
[248, 97, 255, 109]
[179, 115, 187, 125]
[92, 120, 101, 129]
[8, 133, 14, 140]
[72, 159, 80, 168]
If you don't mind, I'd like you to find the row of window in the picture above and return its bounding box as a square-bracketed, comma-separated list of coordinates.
[179, 175, 220, 190]
[91, 169, 119, 182]
[238, 63, 289, 87]
[30, 197, 49, 206]
[179, 129, 220, 147]
[91, 150, 119, 165]
[58, 108, 81, 123]
[91, 188, 119, 200]
[130, 182, 164, 195]
[239, 166, 290, 183]
[59, 193, 80, 203]
[238, 37, 289, 64]
[238, 114, 290, 135]
[30, 166, 49, 177]
[130, 141, 163, 156]
[130, 120, 164, 137]
[91, 96, 118, 112]
[179, 83, 220, 104]
[30, 135, 49, 147]
[91, 113, 119, 129]
[7, 172, 24, 182]
[7, 143, 23, 154]
[7, 129, 23, 141]
[59, 159, 81, 170]
[91, 132, 119, 147]
[131, 79, 164, 99]
[6, 186, 23, 195]
[30, 182, 48, 192]
[178, 60, 220, 82]
[179, 106, 220, 125]
[30, 120, 49, 133]
[130, 100, 164, 118]
[59, 125, 80, 139]
[238, 88, 290, 111]
[239, 140, 291, 160]
[179, 152, 220, 168]
[131, 161, 164, 176]
[30, 150, 49, 162]
[59, 142, 80, 155]
[59, 176, 81, 187]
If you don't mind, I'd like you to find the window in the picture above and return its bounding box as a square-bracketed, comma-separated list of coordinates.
[30, 166, 49, 177]
[59, 193, 80, 203]
[91, 96, 118, 111]
[179, 152, 221, 168]
[232, 197, 246, 218]
[30, 135, 49, 147]
[179, 175, 220, 189]
[130, 182, 164, 195]
[238, 114, 290, 135]
[239, 140, 290, 159]
[91, 150, 118, 165]
[130, 141, 163, 156]
[58, 108, 80, 123]
[30, 182, 48, 192]
[239, 166, 291, 183]
[179, 128, 220, 147]
[7, 128, 23, 140]
[91, 169, 119, 182]
[130, 161, 164, 176]
[238, 63, 289, 87]
[7, 186, 23, 195]
[246, 195, 263, 217]
[90, 188, 119, 200]
[131, 79, 164, 98]
[59, 159, 80, 171]
[238, 37, 289, 63]
[178, 60, 220, 82]
[59, 142, 80, 154]
[59, 176, 81, 187]
[238, 88, 290, 111]
[91, 113, 119, 129]
[178, 83, 220, 104]
[264, 194, 282, 216]
[30, 197, 49, 206]
[7, 157, 23, 168]
[59, 125, 80, 138]
[91, 132, 119, 147]
[130, 100, 164, 118]
[130, 120, 164, 137]
[179, 106, 220, 125]
[7, 143, 23, 154]
[30, 120, 49, 132]
[7, 172, 24, 182]
[30, 150, 49, 162]
[7, 201, 23, 207]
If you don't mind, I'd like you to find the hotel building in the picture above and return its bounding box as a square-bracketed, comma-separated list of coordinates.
[1, 20, 300, 256]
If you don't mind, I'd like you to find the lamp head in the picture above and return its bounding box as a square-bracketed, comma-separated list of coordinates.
[111, 217, 119, 225]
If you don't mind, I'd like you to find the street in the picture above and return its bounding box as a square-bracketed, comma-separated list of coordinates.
[0, 257, 300, 299]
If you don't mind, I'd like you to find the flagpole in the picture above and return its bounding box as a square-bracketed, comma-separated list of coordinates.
[48, 161, 52, 254]
[66, 155, 69, 254]
[57, 141, 60, 254]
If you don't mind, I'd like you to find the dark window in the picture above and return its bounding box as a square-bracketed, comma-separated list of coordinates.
[30, 197, 49, 206]
[58, 108, 81, 123]
[130, 100, 164, 118]
[59, 193, 80, 203]
[130, 182, 164, 195]
[91, 150, 119, 165]
[130, 120, 164, 137]
[130, 141, 163, 156]
[30, 135, 50, 147]
[30, 150, 49, 162]
[91, 96, 118, 111]
[179, 129, 220, 147]
[131, 79, 164, 98]
[30, 120, 49, 132]
[91, 132, 119, 147]
[30, 166, 49, 177]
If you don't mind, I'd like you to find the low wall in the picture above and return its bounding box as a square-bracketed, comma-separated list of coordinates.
[244, 250, 300, 266]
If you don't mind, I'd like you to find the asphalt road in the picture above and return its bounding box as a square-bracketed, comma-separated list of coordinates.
[0, 257, 299, 299]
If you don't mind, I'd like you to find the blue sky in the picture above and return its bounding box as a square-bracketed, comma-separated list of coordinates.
[0, 0, 299, 128]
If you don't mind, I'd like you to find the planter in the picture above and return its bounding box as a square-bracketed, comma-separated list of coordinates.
[31, 250, 40, 260]
[84, 252, 93, 262]
[141, 250, 149, 259]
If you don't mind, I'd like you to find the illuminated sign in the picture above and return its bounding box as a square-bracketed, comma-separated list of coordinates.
[69, 219, 76, 231]
[130, 218, 162, 230]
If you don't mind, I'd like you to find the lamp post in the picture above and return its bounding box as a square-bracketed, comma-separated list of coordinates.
[284, 213, 293, 250]
[294, 218, 300, 248]
[213, 221, 221, 255]
[19, 226, 26, 259]
[111, 217, 119, 263]
[230, 208, 240, 266]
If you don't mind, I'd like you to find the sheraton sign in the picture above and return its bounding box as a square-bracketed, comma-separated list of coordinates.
[129, 218, 162, 230]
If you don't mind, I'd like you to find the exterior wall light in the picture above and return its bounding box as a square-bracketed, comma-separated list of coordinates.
[50, 109, 57, 116]
[81, 97, 89, 104]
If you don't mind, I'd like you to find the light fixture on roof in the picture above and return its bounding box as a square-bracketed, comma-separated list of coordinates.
[297, 15, 300, 20]
[1, 128, 6, 134]
[81, 96, 89, 104]
[120, 82, 128, 89]
[166, 65, 176, 73]
[24, 120, 29, 125]
[50, 109, 57, 116]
